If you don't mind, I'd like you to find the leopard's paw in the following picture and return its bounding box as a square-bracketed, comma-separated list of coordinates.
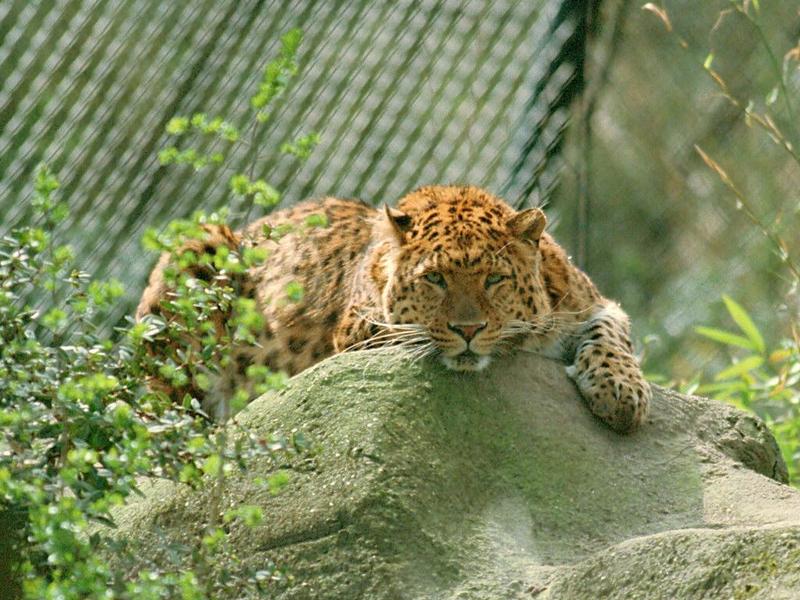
[567, 342, 650, 433]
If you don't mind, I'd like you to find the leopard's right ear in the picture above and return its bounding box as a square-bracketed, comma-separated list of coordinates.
[507, 207, 546, 246]
[382, 204, 413, 243]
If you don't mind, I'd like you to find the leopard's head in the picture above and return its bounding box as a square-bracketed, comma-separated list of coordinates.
[378, 185, 553, 371]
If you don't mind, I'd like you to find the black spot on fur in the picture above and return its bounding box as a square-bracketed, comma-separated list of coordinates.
[288, 338, 308, 354]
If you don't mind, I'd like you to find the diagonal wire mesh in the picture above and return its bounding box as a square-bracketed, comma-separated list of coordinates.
[553, 0, 800, 379]
[0, 0, 596, 328]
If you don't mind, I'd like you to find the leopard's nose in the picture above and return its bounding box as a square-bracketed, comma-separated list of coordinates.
[447, 321, 487, 342]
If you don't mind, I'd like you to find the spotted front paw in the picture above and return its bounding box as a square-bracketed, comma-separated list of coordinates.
[566, 342, 650, 433]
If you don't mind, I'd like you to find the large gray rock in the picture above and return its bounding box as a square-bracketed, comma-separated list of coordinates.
[109, 349, 800, 599]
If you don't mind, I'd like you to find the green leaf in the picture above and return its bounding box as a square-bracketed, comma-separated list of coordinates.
[190, 113, 208, 128]
[202, 454, 222, 477]
[34, 163, 60, 195]
[42, 308, 67, 331]
[281, 28, 303, 56]
[285, 281, 304, 302]
[280, 131, 320, 160]
[53, 244, 75, 266]
[158, 147, 179, 165]
[141, 227, 166, 252]
[715, 355, 764, 381]
[695, 326, 755, 351]
[268, 471, 290, 495]
[229, 174, 250, 195]
[251, 181, 280, 207]
[695, 380, 749, 395]
[195, 373, 210, 391]
[165, 116, 189, 135]
[722, 295, 765, 354]
[219, 123, 239, 142]
[270, 223, 294, 240]
[231, 389, 249, 414]
[304, 213, 328, 228]
[766, 85, 779, 106]
[223, 505, 263, 526]
[202, 527, 225, 550]
[51, 202, 69, 224]
[88, 279, 125, 305]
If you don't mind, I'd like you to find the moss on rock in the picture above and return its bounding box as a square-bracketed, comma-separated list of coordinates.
[107, 349, 800, 598]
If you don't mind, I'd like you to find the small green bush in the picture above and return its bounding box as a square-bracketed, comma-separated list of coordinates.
[694, 296, 800, 482]
[0, 28, 317, 599]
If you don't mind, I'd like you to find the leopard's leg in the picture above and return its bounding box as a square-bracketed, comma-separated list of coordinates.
[564, 301, 651, 433]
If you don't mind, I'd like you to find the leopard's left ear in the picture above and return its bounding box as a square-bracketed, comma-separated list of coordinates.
[507, 207, 546, 245]
[383, 204, 413, 242]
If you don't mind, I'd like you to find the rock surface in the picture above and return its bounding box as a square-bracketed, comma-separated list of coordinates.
[109, 349, 800, 599]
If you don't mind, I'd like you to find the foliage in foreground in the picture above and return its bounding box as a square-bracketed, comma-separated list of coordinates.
[0, 29, 317, 599]
[0, 166, 308, 600]
[694, 296, 800, 482]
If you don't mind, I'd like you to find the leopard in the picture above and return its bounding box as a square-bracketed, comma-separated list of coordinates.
[137, 184, 650, 432]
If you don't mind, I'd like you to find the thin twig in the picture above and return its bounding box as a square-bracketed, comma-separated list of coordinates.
[695, 144, 800, 282]
[734, 3, 797, 129]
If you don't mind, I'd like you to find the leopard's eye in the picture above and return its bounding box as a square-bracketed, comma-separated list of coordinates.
[485, 273, 506, 288]
[424, 271, 446, 288]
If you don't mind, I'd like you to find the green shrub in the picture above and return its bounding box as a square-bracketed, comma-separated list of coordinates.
[694, 296, 800, 482]
[0, 28, 317, 599]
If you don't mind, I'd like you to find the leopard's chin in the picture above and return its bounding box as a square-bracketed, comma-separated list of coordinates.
[440, 350, 492, 372]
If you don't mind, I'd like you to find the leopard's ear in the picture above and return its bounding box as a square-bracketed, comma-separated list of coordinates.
[507, 207, 546, 245]
[383, 204, 413, 242]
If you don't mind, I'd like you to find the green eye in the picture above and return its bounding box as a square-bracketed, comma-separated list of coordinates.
[424, 271, 446, 287]
[485, 273, 505, 288]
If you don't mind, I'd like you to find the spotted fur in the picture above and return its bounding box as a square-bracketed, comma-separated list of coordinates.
[137, 185, 650, 430]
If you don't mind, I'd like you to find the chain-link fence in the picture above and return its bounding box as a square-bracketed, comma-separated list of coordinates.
[0, 0, 596, 328]
[552, 0, 800, 378]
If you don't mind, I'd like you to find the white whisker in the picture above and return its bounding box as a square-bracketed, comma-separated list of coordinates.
[344, 329, 425, 346]
[343, 334, 429, 353]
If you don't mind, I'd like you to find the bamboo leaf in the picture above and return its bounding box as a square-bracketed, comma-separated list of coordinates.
[722, 295, 765, 354]
[642, 3, 672, 32]
[766, 85, 779, 106]
[769, 348, 792, 363]
[715, 355, 764, 381]
[695, 326, 756, 351]
[696, 381, 749, 395]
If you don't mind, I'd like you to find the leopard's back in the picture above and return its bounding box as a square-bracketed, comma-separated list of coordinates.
[238, 197, 377, 376]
